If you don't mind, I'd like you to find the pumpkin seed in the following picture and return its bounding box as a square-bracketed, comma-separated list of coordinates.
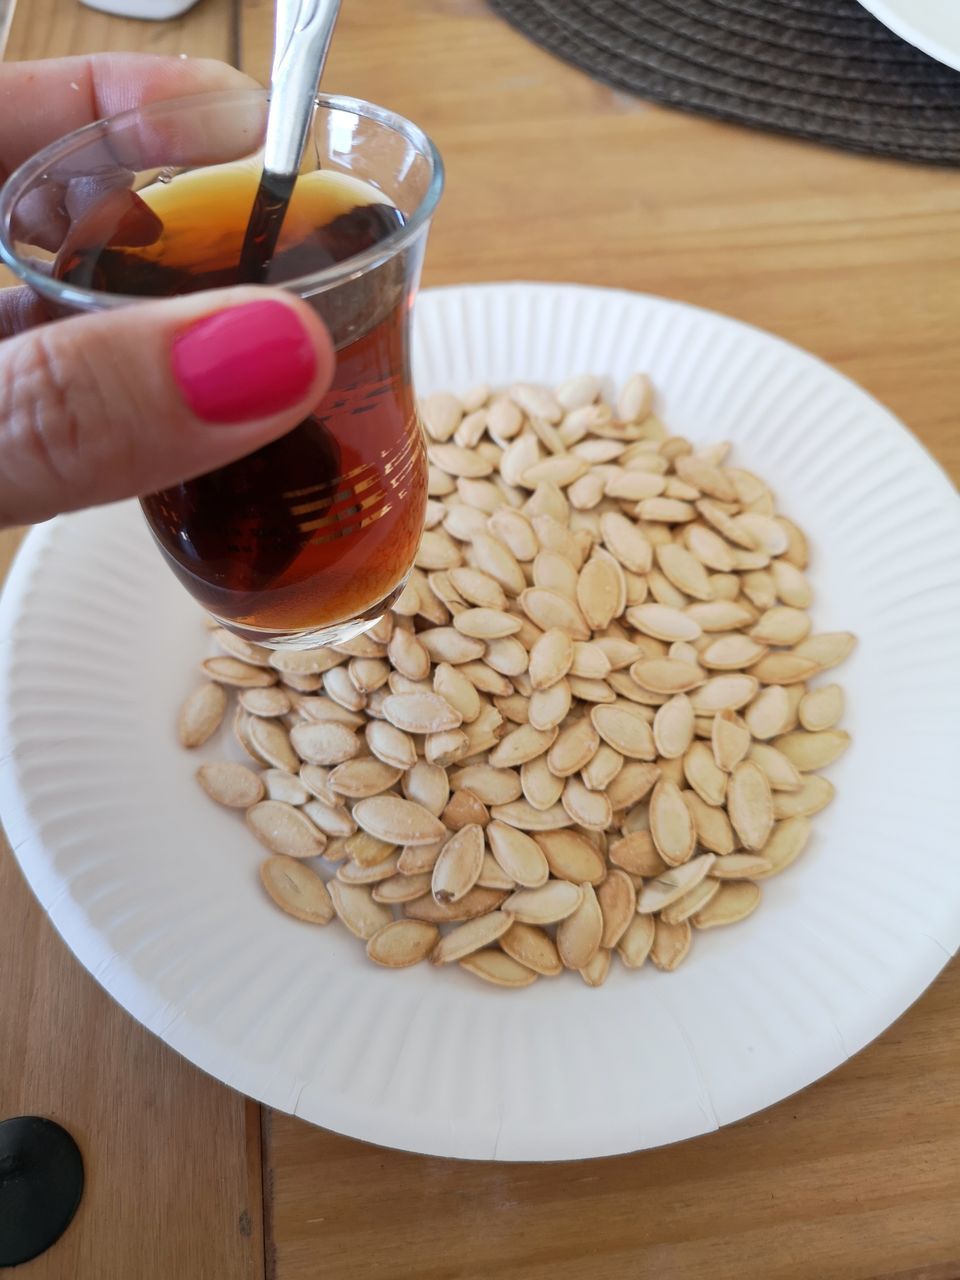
[353, 795, 447, 846]
[501, 922, 563, 975]
[750, 606, 811, 647]
[628, 602, 701, 642]
[596, 869, 637, 947]
[520, 587, 591, 640]
[365, 719, 417, 769]
[772, 729, 851, 771]
[260, 856, 334, 924]
[197, 761, 265, 808]
[246, 717, 299, 772]
[682, 790, 736, 855]
[460, 949, 538, 987]
[454, 608, 522, 640]
[685, 600, 755, 632]
[367, 919, 440, 966]
[692, 880, 761, 928]
[342, 831, 396, 869]
[547, 717, 601, 777]
[263, 769, 310, 805]
[432, 824, 485, 903]
[607, 762, 660, 811]
[711, 709, 751, 771]
[799, 684, 844, 732]
[442, 788, 489, 830]
[656, 543, 714, 600]
[557, 883, 603, 970]
[488, 723, 557, 769]
[771, 559, 812, 608]
[748, 742, 803, 791]
[649, 779, 696, 865]
[561, 776, 614, 830]
[202, 656, 278, 689]
[450, 765, 522, 807]
[581, 743, 624, 791]
[401, 760, 450, 815]
[601, 511, 653, 573]
[421, 391, 463, 441]
[520, 755, 566, 810]
[793, 631, 857, 670]
[504, 881, 583, 925]
[579, 949, 611, 988]
[637, 853, 715, 913]
[246, 801, 327, 858]
[618, 372, 653, 422]
[290, 721, 360, 766]
[617, 914, 656, 968]
[605, 470, 666, 501]
[591, 704, 657, 758]
[700, 635, 767, 670]
[754, 816, 812, 877]
[659, 877, 720, 925]
[751, 653, 819, 685]
[404, 886, 508, 923]
[650, 918, 692, 971]
[511, 382, 563, 423]
[381, 692, 462, 735]
[727, 761, 774, 850]
[653, 694, 695, 759]
[696, 499, 758, 549]
[337, 852, 400, 885]
[745, 684, 792, 740]
[373, 873, 435, 904]
[238, 686, 291, 718]
[630, 658, 704, 694]
[325, 881, 393, 940]
[710, 854, 772, 879]
[683, 740, 728, 806]
[534, 830, 607, 884]
[489, 799, 572, 830]
[690, 674, 759, 714]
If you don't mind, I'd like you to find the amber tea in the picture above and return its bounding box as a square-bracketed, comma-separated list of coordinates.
[56, 162, 428, 644]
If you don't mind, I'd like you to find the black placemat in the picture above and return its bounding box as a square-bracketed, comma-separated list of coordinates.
[489, 0, 960, 164]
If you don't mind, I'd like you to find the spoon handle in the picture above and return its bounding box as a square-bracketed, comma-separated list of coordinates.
[263, 0, 342, 182]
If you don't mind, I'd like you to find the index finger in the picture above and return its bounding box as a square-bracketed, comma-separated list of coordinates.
[0, 53, 257, 182]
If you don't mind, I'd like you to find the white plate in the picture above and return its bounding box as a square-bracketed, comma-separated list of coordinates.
[858, 0, 960, 72]
[2, 283, 959, 1162]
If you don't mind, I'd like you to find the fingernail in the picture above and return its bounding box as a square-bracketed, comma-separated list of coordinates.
[172, 300, 318, 423]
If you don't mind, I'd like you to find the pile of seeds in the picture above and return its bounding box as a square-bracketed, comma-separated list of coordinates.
[178, 373, 855, 988]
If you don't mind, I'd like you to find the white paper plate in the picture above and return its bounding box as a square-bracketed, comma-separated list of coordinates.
[2, 283, 959, 1162]
[858, 0, 960, 72]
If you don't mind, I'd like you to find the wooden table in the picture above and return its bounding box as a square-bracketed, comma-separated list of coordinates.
[2, 1, 959, 1276]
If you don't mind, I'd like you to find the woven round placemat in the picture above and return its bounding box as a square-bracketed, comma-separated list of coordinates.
[488, 0, 960, 165]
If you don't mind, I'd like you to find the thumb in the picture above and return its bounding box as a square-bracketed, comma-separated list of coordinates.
[0, 289, 335, 526]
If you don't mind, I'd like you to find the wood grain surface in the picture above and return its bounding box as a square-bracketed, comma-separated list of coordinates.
[1, 0, 958, 1276]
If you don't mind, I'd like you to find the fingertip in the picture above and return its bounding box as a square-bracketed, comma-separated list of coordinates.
[171, 57, 261, 92]
[170, 293, 334, 426]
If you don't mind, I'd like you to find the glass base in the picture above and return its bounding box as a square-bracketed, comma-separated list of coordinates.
[210, 577, 407, 650]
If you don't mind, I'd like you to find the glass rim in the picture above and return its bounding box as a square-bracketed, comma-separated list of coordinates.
[0, 88, 445, 310]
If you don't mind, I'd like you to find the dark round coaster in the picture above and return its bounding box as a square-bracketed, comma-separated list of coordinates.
[0, 1117, 84, 1267]
[488, 0, 960, 165]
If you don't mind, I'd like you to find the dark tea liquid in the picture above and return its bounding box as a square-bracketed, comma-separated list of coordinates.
[56, 163, 427, 641]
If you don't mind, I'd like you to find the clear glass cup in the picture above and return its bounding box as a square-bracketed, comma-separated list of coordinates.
[0, 89, 444, 649]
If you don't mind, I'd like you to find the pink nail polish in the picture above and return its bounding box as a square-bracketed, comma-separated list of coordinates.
[172, 300, 318, 423]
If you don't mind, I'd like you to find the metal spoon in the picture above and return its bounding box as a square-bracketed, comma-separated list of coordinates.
[239, 0, 342, 282]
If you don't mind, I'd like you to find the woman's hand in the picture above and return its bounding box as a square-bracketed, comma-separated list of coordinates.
[0, 54, 334, 527]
